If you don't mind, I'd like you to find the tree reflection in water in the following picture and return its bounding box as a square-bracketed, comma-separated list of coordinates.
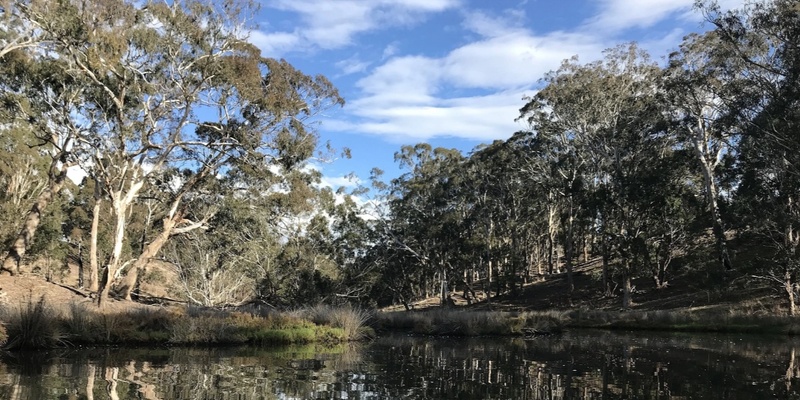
[1, 331, 799, 399]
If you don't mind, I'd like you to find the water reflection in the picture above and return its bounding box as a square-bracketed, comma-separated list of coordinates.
[1, 331, 800, 399]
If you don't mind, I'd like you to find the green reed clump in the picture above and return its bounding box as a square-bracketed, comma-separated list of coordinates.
[1, 296, 65, 349]
[169, 307, 346, 345]
[301, 305, 375, 340]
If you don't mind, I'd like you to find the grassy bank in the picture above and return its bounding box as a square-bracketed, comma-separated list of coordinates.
[373, 308, 800, 337]
[0, 297, 371, 349]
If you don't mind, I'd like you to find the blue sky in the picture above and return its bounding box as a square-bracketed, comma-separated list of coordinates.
[248, 0, 746, 190]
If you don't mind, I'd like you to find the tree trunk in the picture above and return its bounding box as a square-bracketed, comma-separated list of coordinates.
[699, 153, 732, 271]
[97, 172, 145, 306]
[547, 202, 558, 275]
[786, 268, 796, 316]
[622, 274, 632, 310]
[439, 265, 452, 307]
[1, 165, 68, 275]
[583, 234, 590, 263]
[118, 210, 176, 301]
[75, 241, 84, 289]
[564, 212, 575, 293]
[117, 229, 169, 301]
[98, 197, 129, 306]
[602, 242, 611, 296]
[547, 233, 555, 275]
[88, 196, 101, 292]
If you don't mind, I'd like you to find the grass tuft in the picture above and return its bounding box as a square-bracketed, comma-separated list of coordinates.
[1, 295, 65, 349]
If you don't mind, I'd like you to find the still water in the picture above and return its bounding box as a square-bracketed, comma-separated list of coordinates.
[1, 330, 799, 399]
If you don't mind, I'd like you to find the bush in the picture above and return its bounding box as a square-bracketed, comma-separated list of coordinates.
[295, 305, 374, 340]
[2, 296, 64, 349]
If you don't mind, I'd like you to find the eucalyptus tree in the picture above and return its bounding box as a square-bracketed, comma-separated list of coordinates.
[3, 0, 343, 304]
[386, 144, 466, 305]
[520, 44, 677, 306]
[0, 0, 50, 58]
[518, 52, 622, 294]
[664, 31, 741, 272]
[0, 0, 98, 274]
[584, 45, 678, 308]
[466, 140, 538, 295]
[702, 0, 800, 313]
[0, 126, 49, 246]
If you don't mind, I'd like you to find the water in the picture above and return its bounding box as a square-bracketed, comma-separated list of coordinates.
[2, 330, 799, 399]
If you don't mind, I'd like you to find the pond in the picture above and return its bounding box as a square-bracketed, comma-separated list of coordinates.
[2, 330, 799, 399]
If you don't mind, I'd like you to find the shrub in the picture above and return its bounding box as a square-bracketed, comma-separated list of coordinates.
[2, 296, 65, 349]
[295, 305, 374, 340]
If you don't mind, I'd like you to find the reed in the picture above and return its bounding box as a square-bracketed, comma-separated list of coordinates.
[302, 305, 375, 340]
[1, 295, 65, 349]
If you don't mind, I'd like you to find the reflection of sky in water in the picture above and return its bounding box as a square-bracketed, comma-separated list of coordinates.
[1, 331, 799, 399]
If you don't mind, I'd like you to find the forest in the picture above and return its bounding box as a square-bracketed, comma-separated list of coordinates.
[0, 0, 798, 316]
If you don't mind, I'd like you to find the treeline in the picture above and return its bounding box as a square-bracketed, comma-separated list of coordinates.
[356, 0, 800, 312]
[1, 0, 798, 313]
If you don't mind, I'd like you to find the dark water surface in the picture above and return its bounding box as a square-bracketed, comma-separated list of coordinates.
[2, 330, 800, 399]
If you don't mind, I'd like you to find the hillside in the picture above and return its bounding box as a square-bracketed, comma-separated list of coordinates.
[386, 257, 782, 316]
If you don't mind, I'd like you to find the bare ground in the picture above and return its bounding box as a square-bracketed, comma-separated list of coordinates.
[0, 274, 162, 315]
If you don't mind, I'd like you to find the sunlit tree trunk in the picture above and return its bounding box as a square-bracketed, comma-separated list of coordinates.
[98, 177, 144, 306]
[785, 267, 796, 316]
[88, 196, 101, 293]
[622, 272, 632, 310]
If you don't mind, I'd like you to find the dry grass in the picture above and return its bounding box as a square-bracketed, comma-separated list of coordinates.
[373, 309, 565, 336]
[0, 298, 349, 349]
[373, 307, 800, 337]
[1, 295, 65, 349]
[300, 305, 375, 340]
[562, 307, 800, 334]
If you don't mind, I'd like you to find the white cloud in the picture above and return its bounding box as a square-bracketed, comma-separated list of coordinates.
[248, 30, 303, 57]
[335, 55, 372, 75]
[320, 175, 360, 190]
[355, 56, 442, 106]
[348, 91, 529, 142]
[264, 0, 460, 50]
[586, 0, 748, 33]
[334, 28, 606, 142]
[587, 0, 695, 32]
[314, 0, 752, 144]
[381, 43, 399, 60]
[461, 9, 526, 38]
[443, 31, 602, 89]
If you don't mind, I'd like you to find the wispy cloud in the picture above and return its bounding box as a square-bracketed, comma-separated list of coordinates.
[335, 55, 372, 75]
[461, 9, 527, 38]
[585, 0, 746, 33]
[260, 0, 460, 52]
[586, 0, 695, 32]
[248, 30, 304, 57]
[334, 28, 605, 142]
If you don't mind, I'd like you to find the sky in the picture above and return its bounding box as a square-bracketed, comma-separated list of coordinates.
[249, 0, 747, 191]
